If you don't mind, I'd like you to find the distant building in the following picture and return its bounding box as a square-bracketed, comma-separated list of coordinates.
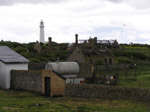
[0, 46, 29, 89]
[67, 47, 86, 63]
[67, 34, 115, 65]
[39, 20, 45, 43]
[34, 41, 41, 53]
[34, 37, 53, 53]
[97, 39, 119, 48]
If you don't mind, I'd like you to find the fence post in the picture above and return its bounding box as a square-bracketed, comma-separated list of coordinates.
[125, 64, 128, 80]
[99, 66, 102, 77]
[107, 65, 109, 76]
[134, 64, 137, 81]
[138, 81, 141, 88]
[116, 64, 119, 79]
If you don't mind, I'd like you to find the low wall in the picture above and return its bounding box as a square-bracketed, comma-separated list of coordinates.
[66, 84, 150, 102]
[11, 70, 42, 93]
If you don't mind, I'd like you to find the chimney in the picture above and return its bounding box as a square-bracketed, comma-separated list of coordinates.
[94, 37, 97, 44]
[48, 37, 52, 43]
[75, 34, 78, 44]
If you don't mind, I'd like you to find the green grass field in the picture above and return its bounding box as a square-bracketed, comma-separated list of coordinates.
[95, 65, 150, 88]
[0, 89, 150, 112]
[116, 66, 150, 88]
[124, 46, 150, 57]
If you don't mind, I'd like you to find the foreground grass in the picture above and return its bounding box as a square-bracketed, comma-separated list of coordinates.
[0, 89, 150, 112]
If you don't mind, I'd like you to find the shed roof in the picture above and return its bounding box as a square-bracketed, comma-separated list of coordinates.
[0, 46, 29, 63]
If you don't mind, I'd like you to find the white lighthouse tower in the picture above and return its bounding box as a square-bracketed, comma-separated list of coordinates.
[39, 20, 45, 43]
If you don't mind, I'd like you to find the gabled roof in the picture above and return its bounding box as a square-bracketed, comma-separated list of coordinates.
[0, 46, 29, 63]
[109, 40, 117, 45]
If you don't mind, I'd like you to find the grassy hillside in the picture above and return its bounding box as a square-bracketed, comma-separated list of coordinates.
[0, 89, 149, 112]
[112, 44, 150, 64]
[0, 41, 69, 62]
[1, 41, 150, 64]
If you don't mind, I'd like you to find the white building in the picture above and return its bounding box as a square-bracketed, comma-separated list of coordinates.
[39, 20, 45, 43]
[0, 46, 29, 89]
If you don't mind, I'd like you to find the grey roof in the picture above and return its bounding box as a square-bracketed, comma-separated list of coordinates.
[97, 40, 109, 44]
[0, 46, 29, 63]
[97, 40, 117, 44]
[109, 40, 116, 44]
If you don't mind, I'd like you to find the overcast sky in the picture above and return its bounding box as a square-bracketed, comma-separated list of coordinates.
[0, 0, 150, 44]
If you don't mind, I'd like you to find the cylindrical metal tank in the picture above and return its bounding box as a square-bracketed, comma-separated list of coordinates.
[45, 62, 79, 75]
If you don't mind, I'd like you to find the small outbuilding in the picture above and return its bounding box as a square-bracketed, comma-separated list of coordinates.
[0, 46, 29, 89]
[11, 70, 66, 97]
[42, 70, 66, 96]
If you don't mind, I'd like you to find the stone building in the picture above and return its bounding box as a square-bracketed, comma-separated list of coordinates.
[67, 47, 86, 63]
[34, 41, 41, 53]
[11, 70, 66, 96]
[42, 70, 66, 96]
[67, 34, 115, 65]
[34, 37, 53, 53]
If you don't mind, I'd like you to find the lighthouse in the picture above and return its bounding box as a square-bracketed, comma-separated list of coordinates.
[39, 20, 45, 43]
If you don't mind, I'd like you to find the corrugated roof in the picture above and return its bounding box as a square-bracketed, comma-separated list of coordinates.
[0, 46, 29, 63]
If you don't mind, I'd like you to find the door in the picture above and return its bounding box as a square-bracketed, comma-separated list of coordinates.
[45, 77, 51, 96]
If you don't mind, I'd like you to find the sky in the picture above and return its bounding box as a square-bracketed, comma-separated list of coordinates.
[0, 0, 150, 44]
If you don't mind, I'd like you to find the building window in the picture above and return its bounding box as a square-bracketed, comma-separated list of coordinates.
[104, 58, 107, 64]
[109, 58, 112, 65]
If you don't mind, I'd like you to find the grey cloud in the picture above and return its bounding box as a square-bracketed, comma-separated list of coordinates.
[0, 0, 124, 6]
[126, 0, 150, 9]
[106, 0, 123, 3]
[0, 0, 68, 6]
[107, 0, 150, 9]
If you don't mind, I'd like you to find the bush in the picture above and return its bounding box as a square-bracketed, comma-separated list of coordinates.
[113, 50, 149, 60]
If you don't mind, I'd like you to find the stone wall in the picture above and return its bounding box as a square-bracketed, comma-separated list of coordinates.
[95, 64, 131, 71]
[66, 84, 150, 102]
[11, 70, 42, 93]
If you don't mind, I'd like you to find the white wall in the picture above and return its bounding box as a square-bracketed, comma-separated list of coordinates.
[66, 78, 84, 84]
[0, 62, 28, 89]
[0, 61, 6, 89]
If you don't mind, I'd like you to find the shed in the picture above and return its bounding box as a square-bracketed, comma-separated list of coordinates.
[45, 62, 84, 84]
[0, 46, 29, 89]
[11, 70, 66, 97]
[42, 70, 66, 96]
